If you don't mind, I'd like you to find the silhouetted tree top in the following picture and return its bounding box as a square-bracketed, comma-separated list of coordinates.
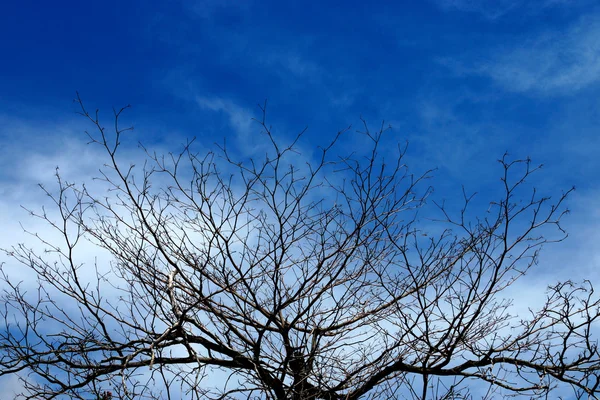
[1, 96, 597, 399]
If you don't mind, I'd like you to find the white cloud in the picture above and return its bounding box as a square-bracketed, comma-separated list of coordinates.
[0, 374, 26, 398]
[195, 95, 304, 160]
[196, 96, 255, 139]
[0, 117, 128, 290]
[448, 14, 600, 94]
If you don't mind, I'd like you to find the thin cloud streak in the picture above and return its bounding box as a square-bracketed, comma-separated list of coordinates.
[434, 0, 580, 20]
[442, 14, 600, 94]
[196, 96, 255, 138]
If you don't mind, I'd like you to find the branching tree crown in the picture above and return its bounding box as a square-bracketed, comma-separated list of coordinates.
[1, 97, 599, 399]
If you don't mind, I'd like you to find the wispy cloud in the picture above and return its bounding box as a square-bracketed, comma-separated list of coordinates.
[261, 51, 324, 83]
[441, 14, 600, 95]
[434, 0, 522, 19]
[0, 375, 25, 399]
[196, 96, 256, 140]
[403, 97, 513, 179]
[195, 95, 328, 171]
[0, 117, 94, 193]
[483, 16, 600, 93]
[433, 0, 579, 20]
[184, 0, 253, 20]
[0, 114, 157, 294]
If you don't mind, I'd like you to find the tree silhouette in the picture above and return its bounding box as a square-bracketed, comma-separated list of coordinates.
[1, 96, 598, 399]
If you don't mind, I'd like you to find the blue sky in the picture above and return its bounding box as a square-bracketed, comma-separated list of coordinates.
[1, 0, 599, 184]
[1, 0, 598, 260]
[1, 0, 600, 397]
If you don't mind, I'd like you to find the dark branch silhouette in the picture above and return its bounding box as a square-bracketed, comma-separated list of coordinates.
[1, 95, 597, 399]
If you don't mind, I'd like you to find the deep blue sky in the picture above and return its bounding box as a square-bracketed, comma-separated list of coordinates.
[2, 0, 599, 272]
[1, 2, 599, 270]
[1, 0, 600, 396]
[2, 0, 599, 184]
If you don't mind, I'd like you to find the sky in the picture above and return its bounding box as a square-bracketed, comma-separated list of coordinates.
[1, 0, 600, 397]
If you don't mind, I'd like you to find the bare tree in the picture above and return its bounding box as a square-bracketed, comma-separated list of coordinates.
[1, 96, 599, 400]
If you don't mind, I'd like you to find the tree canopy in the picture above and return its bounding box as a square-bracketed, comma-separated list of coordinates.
[1, 97, 598, 399]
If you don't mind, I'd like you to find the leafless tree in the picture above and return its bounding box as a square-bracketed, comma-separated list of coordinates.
[1, 96, 599, 400]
